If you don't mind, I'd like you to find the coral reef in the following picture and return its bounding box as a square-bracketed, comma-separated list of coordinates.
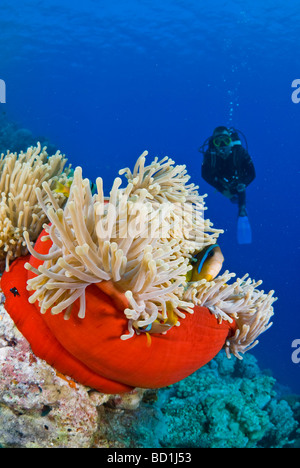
[101, 352, 299, 449]
[0, 112, 57, 155]
[0, 301, 145, 448]
[157, 352, 299, 448]
[1, 295, 297, 448]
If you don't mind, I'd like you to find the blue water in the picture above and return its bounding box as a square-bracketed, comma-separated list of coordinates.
[1, 0, 299, 395]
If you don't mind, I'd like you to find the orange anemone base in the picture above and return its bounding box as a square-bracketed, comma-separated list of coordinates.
[1, 232, 237, 394]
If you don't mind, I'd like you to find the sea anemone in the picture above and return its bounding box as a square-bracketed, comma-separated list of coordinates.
[0, 150, 276, 393]
[0, 142, 72, 271]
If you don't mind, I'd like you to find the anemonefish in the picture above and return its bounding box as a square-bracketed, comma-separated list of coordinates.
[53, 179, 97, 198]
[137, 301, 178, 346]
[53, 180, 73, 198]
[186, 244, 224, 282]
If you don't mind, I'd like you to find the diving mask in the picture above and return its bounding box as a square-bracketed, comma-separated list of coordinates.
[213, 134, 232, 148]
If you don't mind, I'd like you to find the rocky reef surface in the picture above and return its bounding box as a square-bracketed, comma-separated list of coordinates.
[0, 302, 145, 448]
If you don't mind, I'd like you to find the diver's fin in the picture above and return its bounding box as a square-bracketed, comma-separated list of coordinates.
[237, 215, 252, 244]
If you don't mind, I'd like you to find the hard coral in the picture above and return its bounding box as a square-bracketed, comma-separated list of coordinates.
[158, 352, 298, 448]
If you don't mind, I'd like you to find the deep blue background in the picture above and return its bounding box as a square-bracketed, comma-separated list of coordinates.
[1, 0, 299, 393]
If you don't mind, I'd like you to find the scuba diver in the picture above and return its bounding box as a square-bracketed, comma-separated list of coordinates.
[199, 126, 256, 244]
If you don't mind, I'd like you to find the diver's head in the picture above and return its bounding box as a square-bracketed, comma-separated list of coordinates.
[213, 126, 229, 137]
[212, 126, 232, 158]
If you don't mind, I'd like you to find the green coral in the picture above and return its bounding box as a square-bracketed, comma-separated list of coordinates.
[159, 352, 298, 448]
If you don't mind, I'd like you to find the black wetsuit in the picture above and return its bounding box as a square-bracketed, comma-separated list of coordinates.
[201, 145, 255, 212]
